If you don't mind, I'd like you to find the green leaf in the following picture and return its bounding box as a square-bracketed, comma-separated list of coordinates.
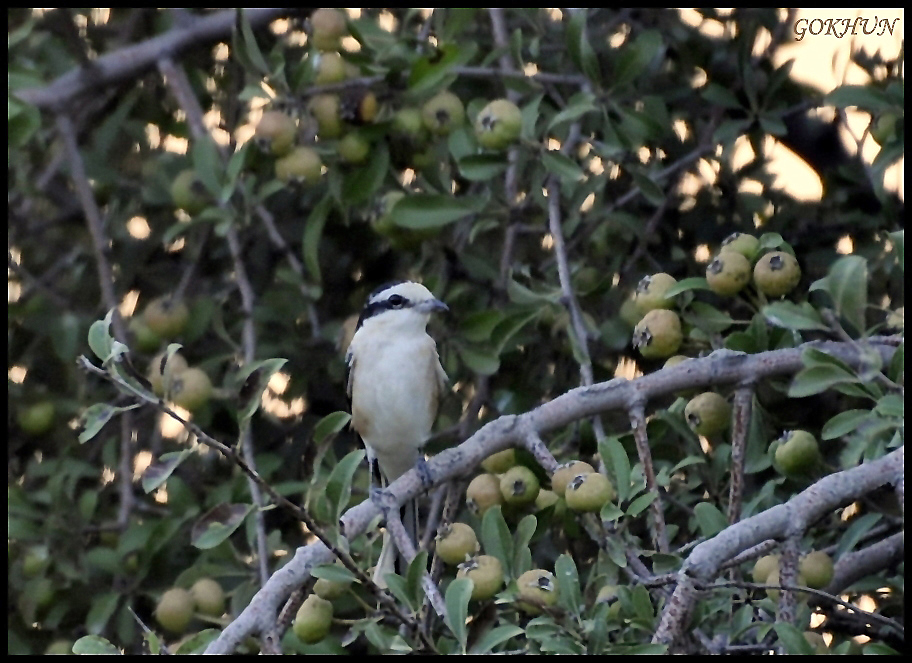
[311, 563, 357, 583]
[86, 591, 120, 635]
[836, 512, 881, 557]
[566, 10, 601, 82]
[822, 410, 872, 440]
[73, 635, 121, 655]
[542, 151, 584, 182]
[506, 279, 561, 306]
[191, 503, 253, 549]
[302, 194, 333, 285]
[875, 393, 904, 418]
[392, 194, 486, 229]
[480, 506, 514, 577]
[341, 141, 390, 205]
[693, 502, 727, 537]
[87, 311, 116, 361]
[460, 310, 506, 343]
[629, 169, 665, 206]
[191, 138, 223, 199]
[684, 301, 735, 335]
[457, 154, 509, 181]
[599, 502, 625, 522]
[325, 449, 365, 522]
[614, 30, 663, 88]
[702, 82, 742, 109]
[546, 92, 597, 132]
[663, 277, 712, 297]
[237, 8, 271, 76]
[599, 437, 631, 503]
[443, 577, 472, 652]
[457, 344, 500, 375]
[468, 625, 524, 655]
[79, 403, 135, 444]
[762, 301, 828, 331]
[788, 364, 859, 398]
[626, 492, 657, 518]
[313, 411, 353, 445]
[555, 553, 582, 616]
[825, 84, 895, 113]
[408, 42, 477, 95]
[773, 622, 814, 655]
[141, 450, 192, 493]
[811, 255, 868, 334]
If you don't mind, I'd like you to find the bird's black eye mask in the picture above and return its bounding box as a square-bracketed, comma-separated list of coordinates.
[356, 293, 414, 329]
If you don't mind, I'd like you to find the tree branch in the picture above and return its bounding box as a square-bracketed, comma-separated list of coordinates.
[17, 8, 293, 111]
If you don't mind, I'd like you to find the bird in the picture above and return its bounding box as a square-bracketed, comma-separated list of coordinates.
[345, 280, 449, 587]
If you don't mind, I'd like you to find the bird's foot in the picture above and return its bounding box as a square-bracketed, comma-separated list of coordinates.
[415, 456, 435, 489]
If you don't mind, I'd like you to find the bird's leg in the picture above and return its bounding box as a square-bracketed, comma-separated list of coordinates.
[415, 455, 435, 489]
[368, 457, 398, 518]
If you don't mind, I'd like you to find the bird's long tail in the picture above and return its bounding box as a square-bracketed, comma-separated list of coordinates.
[370, 453, 420, 589]
[373, 498, 418, 588]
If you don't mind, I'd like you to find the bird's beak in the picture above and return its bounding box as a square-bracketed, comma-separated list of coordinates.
[418, 298, 448, 314]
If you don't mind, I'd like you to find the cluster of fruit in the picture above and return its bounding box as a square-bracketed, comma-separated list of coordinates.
[292, 572, 351, 645]
[125, 296, 214, 412]
[466, 451, 615, 519]
[146, 350, 213, 413]
[154, 577, 226, 635]
[631, 232, 802, 362]
[751, 549, 836, 652]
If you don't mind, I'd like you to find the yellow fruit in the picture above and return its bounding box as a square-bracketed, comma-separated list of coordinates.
[551, 461, 595, 497]
[466, 473, 504, 516]
[190, 578, 225, 617]
[155, 587, 195, 634]
[774, 430, 819, 477]
[422, 91, 465, 135]
[633, 309, 683, 359]
[474, 98, 522, 150]
[310, 8, 347, 52]
[17, 401, 56, 436]
[338, 132, 371, 164]
[564, 472, 615, 512]
[516, 569, 558, 614]
[254, 110, 296, 156]
[143, 297, 190, 339]
[481, 449, 517, 474]
[752, 554, 780, 584]
[293, 594, 333, 644]
[275, 146, 323, 183]
[129, 317, 162, 353]
[170, 169, 209, 214]
[147, 351, 189, 396]
[169, 367, 213, 411]
[315, 51, 347, 85]
[684, 392, 731, 436]
[595, 584, 622, 618]
[799, 551, 834, 589]
[499, 466, 540, 506]
[436, 522, 480, 566]
[719, 232, 760, 261]
[457, 554, 504, 600]
[753, 251, 801, 298]
[633, 273, 677, 314]
[310, 94, 344, 139]
[706, 252, 751, 296]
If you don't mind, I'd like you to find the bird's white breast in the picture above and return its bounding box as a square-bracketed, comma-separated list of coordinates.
[350, 328, 440, 479]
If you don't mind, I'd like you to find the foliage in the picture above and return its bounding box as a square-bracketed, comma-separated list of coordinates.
[7, 8, 903, 655]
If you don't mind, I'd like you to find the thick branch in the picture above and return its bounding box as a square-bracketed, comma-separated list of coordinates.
[17, 8, 292, 111]
[206, 337, 900, 653]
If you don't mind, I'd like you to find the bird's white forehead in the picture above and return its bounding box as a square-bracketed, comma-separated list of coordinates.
[369, 281, 435, 304]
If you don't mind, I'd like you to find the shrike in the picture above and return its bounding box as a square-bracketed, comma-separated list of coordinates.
[345, 280, 449, 586]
